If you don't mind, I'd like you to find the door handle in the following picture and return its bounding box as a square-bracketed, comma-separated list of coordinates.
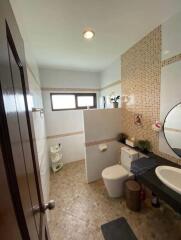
[42, 200, 55, 212]
[33, 200, 55, 214]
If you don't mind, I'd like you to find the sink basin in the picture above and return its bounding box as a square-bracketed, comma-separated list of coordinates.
[155, 166, 181, 194]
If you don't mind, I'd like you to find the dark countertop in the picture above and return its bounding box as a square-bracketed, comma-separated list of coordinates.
[136, 153, 181, 213]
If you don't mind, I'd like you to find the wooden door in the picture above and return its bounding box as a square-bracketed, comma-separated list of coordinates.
[0, 0, 51, 239]
[0, 141, 22, 239]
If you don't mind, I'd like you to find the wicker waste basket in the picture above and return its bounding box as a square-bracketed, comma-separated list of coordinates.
[125, 180, 141, 211]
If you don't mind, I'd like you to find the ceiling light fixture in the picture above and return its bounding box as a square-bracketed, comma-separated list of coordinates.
[83, 29, 95, 40]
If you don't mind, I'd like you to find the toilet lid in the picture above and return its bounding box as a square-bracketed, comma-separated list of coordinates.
[102, 164, 128, 180]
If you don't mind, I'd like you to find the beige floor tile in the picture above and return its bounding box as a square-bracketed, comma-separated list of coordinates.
[48, 160, 181, 240]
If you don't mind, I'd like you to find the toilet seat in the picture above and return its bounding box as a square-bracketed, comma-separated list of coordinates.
[102, 164, 128, 180]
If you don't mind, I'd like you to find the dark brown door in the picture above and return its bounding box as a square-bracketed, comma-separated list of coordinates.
[0, 143, 22, 240]
[0, 0, 50, 239]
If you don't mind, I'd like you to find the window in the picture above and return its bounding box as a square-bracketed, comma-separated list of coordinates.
[50, 93, 97, 111]
[51, 94, 76, 110]
[77, 95, 94, 108]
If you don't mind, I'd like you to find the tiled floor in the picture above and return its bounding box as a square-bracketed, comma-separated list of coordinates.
[49, 160, 181, 240]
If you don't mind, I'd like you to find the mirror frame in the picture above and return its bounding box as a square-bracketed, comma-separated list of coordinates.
[163, 102, 181, 158]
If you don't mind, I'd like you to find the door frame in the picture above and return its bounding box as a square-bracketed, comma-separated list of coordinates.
[0, 0, 50, 239]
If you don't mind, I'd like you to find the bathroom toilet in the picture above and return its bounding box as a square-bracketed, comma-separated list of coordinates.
[102, 147, 139, 198]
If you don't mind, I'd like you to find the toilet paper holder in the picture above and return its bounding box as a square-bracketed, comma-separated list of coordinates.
[99, 144, 108, 152]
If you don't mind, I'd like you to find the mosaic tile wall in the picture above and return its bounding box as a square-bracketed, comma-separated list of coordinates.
[121, 26, 161, 153]
[120, 26, 179, 163]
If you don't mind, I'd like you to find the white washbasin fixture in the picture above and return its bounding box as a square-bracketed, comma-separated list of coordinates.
[155, 166, 181, 194]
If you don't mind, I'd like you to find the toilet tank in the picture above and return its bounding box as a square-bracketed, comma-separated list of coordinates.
[120, 147, 139, 171]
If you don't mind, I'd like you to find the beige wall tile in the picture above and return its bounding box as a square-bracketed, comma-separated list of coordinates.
[121, 26, 178, 163]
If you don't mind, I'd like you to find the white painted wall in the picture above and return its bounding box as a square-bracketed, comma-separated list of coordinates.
[40, 67, 100, 89]
[43, 94, 83, 136]
[10, 0, 50, 206]
[100, 58, 122, 108]
[84, 109, 122, 143]
[83, 109, 122, 183]
[159, 11, 181, 158]
[43, 90, 85, 164]
[162, 11, 181, 60]
[27, 70, 50, 205]
[40, 67, 100, 164]
[159, 61, 181, 158]
[101, 58, 121, 87]
[40, 62, 122, 164]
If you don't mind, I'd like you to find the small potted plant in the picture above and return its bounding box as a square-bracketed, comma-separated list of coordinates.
[117, 133, 128, 144]
[110, 95, 120, 108]
[136, 140, 151, 154]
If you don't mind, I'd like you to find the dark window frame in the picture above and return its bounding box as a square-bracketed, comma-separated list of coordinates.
[50, 93, 97, 111]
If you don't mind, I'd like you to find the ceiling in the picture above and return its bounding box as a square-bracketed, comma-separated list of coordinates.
[14, 0, 181, 71]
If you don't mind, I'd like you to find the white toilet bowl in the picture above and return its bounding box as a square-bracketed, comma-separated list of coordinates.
[102, 147, 138, 198]
[102, 164, 129, 197]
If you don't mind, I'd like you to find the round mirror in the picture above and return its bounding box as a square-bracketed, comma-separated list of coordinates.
[164, 103, 181, 157]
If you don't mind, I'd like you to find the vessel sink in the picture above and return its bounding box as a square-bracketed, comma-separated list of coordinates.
[155, 166, 181, 194]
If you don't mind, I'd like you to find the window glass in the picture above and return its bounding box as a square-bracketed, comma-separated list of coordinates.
[51, 94, 76, 110]
[77, 96, 94, 107]
[50, 93, 96, 110]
